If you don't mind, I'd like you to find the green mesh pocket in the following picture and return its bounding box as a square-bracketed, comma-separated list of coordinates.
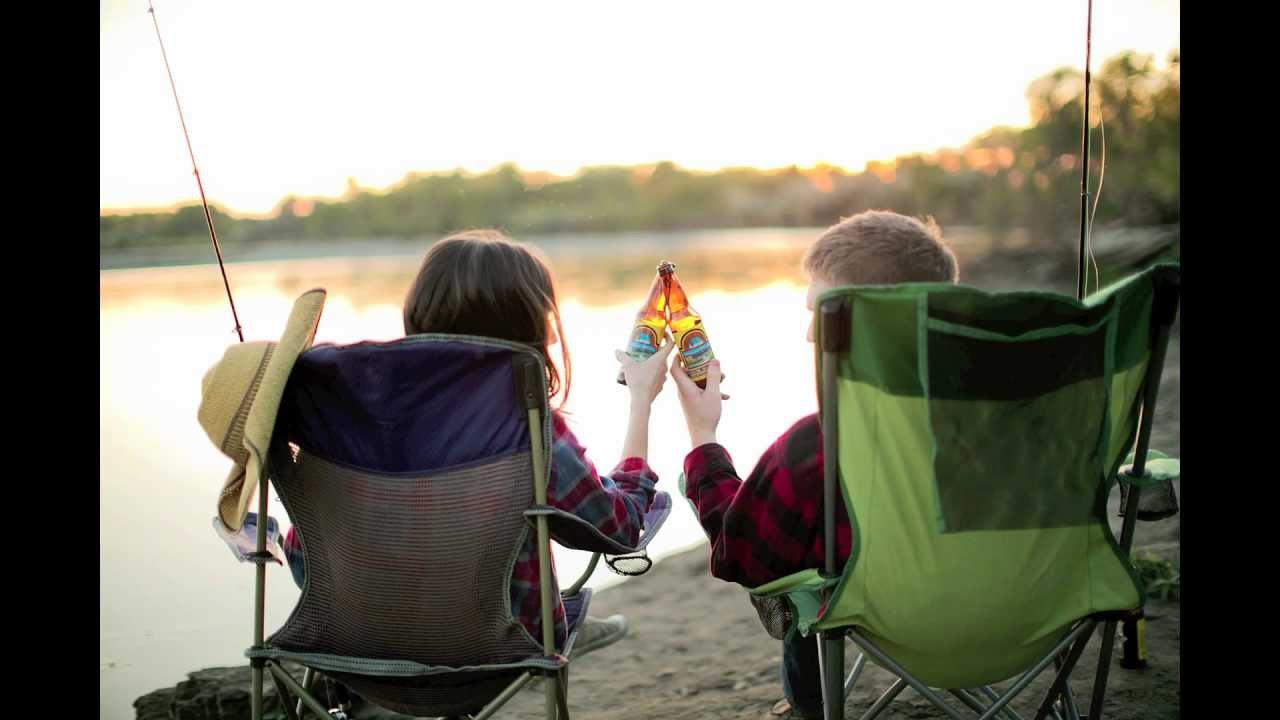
[925, 315, 1113, 533]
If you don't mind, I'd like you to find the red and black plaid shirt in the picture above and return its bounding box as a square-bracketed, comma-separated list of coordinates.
[683, 413, 851, 588]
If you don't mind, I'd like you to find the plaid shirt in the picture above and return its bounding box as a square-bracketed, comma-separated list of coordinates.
[682, 413, 851, 588]
[283, 411, 658, 650]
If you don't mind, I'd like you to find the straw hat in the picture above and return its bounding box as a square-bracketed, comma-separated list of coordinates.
[197, 289, 326, 531]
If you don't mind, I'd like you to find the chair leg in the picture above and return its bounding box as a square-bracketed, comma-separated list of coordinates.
[969, 620, 1097, 720]
[1049, 654, 1083, 720]
[844, 651, 867, 699]
[860, 678, 907, 720]
[820, 631, 845, 720]
[296, 668, 315, 719]
[954, 681, 1068, 720]
[847, 629, 966, 720]
[543, 670, 558, 720]
[472, 671, 537, 720]
[556, 668, 571, 719]
[268, 662, 336, 719]
[333, 679, 352, 714]
[958, 687, 1031, 720]
[1087, 619, 1119, 720]
[1061, 682, 1082, 720]
[293, 666, 318, 717]
[269, 667, 301, 720]
[1035, 628, 1093, 720]
[978, 686, 1026, 720]
[949, 688, 989, 715]
[252, 665, 264, 720]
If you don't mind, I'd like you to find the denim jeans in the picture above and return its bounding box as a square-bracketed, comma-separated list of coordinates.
[781, 630, 823, 716]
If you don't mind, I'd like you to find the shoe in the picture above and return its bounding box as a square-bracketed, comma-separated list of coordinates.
[573, 614, 628, 656]
[768, 697, 823, 719]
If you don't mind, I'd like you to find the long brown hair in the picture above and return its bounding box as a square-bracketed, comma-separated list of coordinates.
[404, 229, 571, 407]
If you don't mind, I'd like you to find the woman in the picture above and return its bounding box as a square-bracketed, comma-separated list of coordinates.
[284, 229, 673, 655]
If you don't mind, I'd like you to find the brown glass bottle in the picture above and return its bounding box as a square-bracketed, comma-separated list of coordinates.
[617, 261, 674, 385]
[666, 266, 716, 388]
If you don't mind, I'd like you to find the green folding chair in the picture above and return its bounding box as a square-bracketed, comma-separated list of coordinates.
[749, 262, 1180, 720]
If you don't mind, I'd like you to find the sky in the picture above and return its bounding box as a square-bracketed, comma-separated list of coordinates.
[101, 0, 1179, 217]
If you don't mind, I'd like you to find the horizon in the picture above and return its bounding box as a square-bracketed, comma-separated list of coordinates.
[95, 158, 985, 219]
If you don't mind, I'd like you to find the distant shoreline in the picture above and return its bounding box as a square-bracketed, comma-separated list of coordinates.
[100, 227, 833, 271]
[98, 224, 1118, 272]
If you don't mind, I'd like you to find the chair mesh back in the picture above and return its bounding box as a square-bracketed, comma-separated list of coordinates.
[328, 669, 523, 718]
[268, 446, 542, 666]
[922, 299, 1114, 533]
[749, 594, 794, 641]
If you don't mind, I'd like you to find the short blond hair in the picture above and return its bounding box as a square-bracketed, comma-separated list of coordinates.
[803, 210, 959, 285]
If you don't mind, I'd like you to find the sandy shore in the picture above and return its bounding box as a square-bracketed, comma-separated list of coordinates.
[140, 533, 1179, 720]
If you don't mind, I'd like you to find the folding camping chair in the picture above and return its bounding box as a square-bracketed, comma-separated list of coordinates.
[240, 334, 671, 720]
[748, 262, 1180, 720]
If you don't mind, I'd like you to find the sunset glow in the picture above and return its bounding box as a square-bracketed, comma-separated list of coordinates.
[101, 0, 1178, 216]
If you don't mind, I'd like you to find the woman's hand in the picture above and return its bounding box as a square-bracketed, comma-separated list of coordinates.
[615, 338, 675, 409]
[615, 339, 675, 460]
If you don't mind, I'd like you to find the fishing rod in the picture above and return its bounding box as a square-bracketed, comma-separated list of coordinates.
[1075, 0, 1094, 301]
[147, 0, 245, 341]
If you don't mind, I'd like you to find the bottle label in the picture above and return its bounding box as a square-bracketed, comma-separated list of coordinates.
[679, 328, 714, 380]
[627, 326, 660, 360]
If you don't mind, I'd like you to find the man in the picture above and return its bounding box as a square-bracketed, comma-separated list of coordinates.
[670, 210, 960, 719]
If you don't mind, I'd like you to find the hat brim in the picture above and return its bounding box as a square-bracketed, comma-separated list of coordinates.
[217, 288, 326, 531]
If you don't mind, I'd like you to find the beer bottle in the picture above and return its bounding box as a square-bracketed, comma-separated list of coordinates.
[666, 265, 717, 389]
[1119, 608, 1148, 669]
[617, 261, 674, 385]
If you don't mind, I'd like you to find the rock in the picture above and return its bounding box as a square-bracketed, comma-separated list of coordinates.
[135, 665, 427, 720]
[134, 664, 306, 720]
[133, 687, 175, 720]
